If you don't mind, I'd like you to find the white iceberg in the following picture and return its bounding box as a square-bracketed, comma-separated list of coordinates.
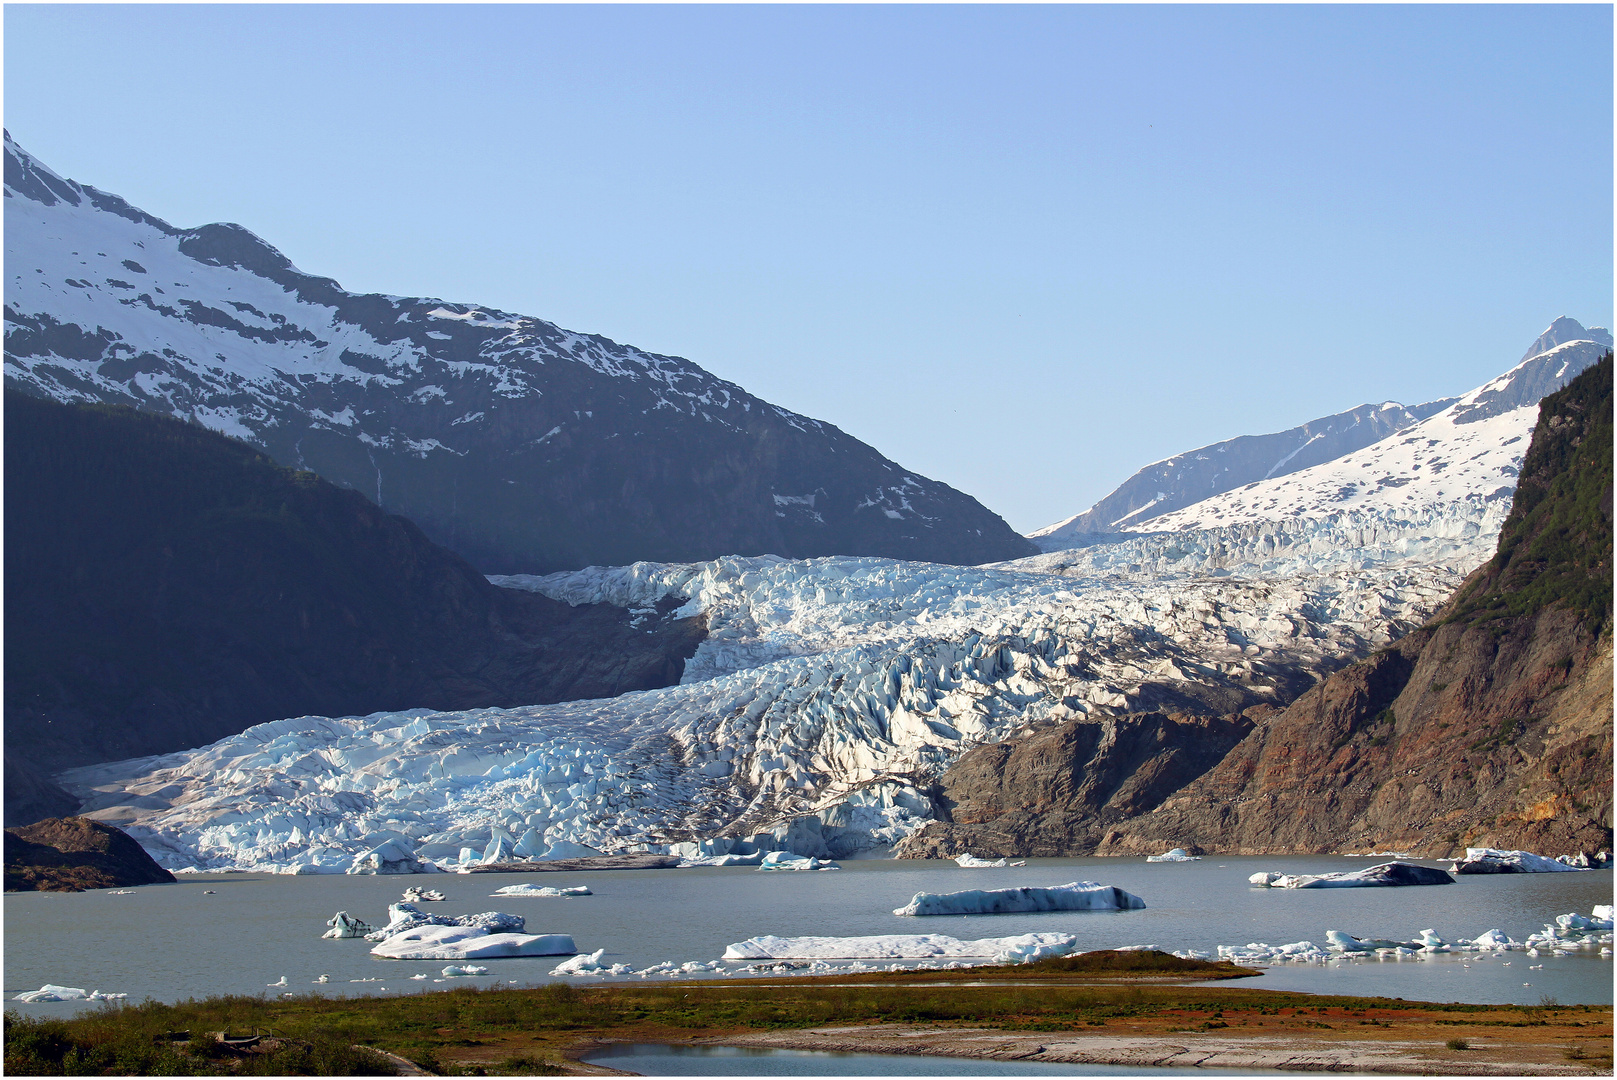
[322, 911, 375, 939]
[1452, 848, 1589, 874]
[894, 881, 1145, 916]
[1249, 862, 1453, 888]
[548, 948, 633, 976]
[441, 965, 489, 977]
[370, 924, 577, 961]
[757, 851, 839, 871]
[1146, 848, 1200, 862]
[955, 853, 1025, 868]
[402, 887, 446, 902]
[723, 932, 1079, 961]
[1326, 930, 1417, 952]
[679, 851, 766, 867]
[1216, 941, 1331, 964]
[14, 985, 126, 1003]
[491, 884, 592, 897]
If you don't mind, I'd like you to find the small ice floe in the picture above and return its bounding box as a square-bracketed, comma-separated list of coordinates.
[14, 985, 126, 1003]
[1248, 862, 1452, 889]
[315, 975, 330, 984]
[322, 911, 375, 939]
[1146, 848, 1200, 863]
[894, 881, 1145, 916]
[955, 853, 1025, 867]
[402, 886, 446, 902]
[105, 889, 136, 895]
[202, 890, 217, 895]
[723, 931, 1079, 961]
[549, 949, 633, 977]
[440, 965, 489, 977]
[490, 884, 592, 898]
[267, 976, 288, 988]
[748, 960, 811, 973]
[1326, 931, 1418, 953]
[1462, 929, 1523, 951]
[1215, 941, 1331, 964]
[410, 974, 428, 980]
[757, 851, 839, 871]
[1450, 848, 1588, 874]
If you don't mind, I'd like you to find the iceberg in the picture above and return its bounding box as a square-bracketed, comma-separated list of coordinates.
[441, 964, 490, 977]
[1146, 848, 1200, 862]
[402, 887, 446, 902]
[548, 948, 633, 977]
[491, 884, 592, 897]
[1216, 941, 1331, 964]
[723, 932, 1079, 961]
[1452, 848, 1589, 874]
[955, 853, 1024, 868]
[894, 881, 1145, 916]
[1249, 862, 1453, 888]
[757, 851, 839, 871]
[348, 838, 436, 876]
[679, 851, 765, 867]
[1325, 930, 1418, 952]
[363, 902, 525, 942]
[371, 924, 578, 961]
[14, 985, 126, 1003]
[322, 911, 374, 939]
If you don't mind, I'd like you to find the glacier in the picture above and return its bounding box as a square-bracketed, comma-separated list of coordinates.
[57, 504, 1488, 874]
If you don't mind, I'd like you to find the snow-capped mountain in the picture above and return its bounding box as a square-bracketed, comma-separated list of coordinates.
[1140, 332, 1609, 533]
[1032, 318, 1610, 548]
[3, 133, 1032, 572]
[62, 509, 1491, 872]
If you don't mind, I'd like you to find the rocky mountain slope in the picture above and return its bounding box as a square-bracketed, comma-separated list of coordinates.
[902, 354, 1613, 860]
[1032, 318, 1610, 547]
[5, 392, 704, 825]
[5, 817, 175, 892]
[3, 133, 1032, 573]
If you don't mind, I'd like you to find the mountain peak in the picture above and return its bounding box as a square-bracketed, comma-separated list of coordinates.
[1522, 316, 1613, 362]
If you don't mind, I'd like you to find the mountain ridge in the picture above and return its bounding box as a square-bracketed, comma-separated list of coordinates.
[4, 132, 1034, 573]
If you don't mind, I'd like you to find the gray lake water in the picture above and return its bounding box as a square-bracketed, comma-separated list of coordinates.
[5, 856, 1611, 1018]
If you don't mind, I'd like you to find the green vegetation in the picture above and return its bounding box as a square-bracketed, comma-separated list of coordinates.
[1445, 354, 1613, 634]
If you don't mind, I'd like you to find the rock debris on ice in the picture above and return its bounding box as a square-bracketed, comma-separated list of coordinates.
[1451, 848, 1590, 874]
[1248, 862, 1454, 888]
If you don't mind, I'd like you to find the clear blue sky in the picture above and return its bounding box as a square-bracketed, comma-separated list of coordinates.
[6, 4, 1611, 533]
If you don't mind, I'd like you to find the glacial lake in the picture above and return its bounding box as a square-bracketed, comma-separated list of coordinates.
[5, 856, 1611, 1019]
[580, 1043, 1287, 1075]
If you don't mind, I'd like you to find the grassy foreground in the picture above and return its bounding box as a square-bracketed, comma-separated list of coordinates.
[4, 952, 1611, 1075]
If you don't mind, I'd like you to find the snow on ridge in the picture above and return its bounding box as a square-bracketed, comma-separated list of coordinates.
[67, 512, 1493, 875]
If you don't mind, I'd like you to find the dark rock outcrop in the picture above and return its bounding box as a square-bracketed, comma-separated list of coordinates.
[4, 392, 706, 824]
[5, 816, 175, 891]
[906, 355, 1613, 859]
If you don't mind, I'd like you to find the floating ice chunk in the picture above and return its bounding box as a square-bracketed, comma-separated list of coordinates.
[1250, 862, 1452, 889]
[1452, 848, 1587, 874]
[1555, 912, 1614, 932]
[365, 902, 525, 942]
[315, 975, 330, 983]
[402, 887, 446, 902]
[1595, 905, 1614, 921]
[758, 851, 839, 871]
[1465, 929, 1522, 950]
[1146, 848, 1200, 862]
[1415, 929, 1450, 950]
[441, 965, 489, 977]
[993, 938, 1082, 964]
[894, 881, 1145, 916]
[549, 948, 632, 977]
[679, 851, 765, 867]
[723, 932, 1078, 961]
[1217, 941, 1330, 963]
[956, 853, 1009, 868]
[1326, 930, 1416, 952]
[491, 884, 593, 897]
[323, 911, 375, 939]
[15, 985, 88, 1002]
[371, 924, 577, 960]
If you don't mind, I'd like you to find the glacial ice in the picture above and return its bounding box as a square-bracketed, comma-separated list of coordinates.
[60, 516, 1489, 875]
[1146, 848, 1199, 862]
[723, 932, 1080, 961]
[1452, 848, 1588, 874]
[549, 949, 632, 977]
[491, 884, 592, 897]
[757, 851, 839, 871]
[894, 881, 1146, 916]
[402, 887, 446, 902]
[322, 911, 374, 939]
[348, 838, 436, 876]
[14, 985, 127, 1003]
[370, 924, 577, 961]
[441, 965, 490, 977]
[955, 853, 1024, 867]
[1248, 862, 1453, 888]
